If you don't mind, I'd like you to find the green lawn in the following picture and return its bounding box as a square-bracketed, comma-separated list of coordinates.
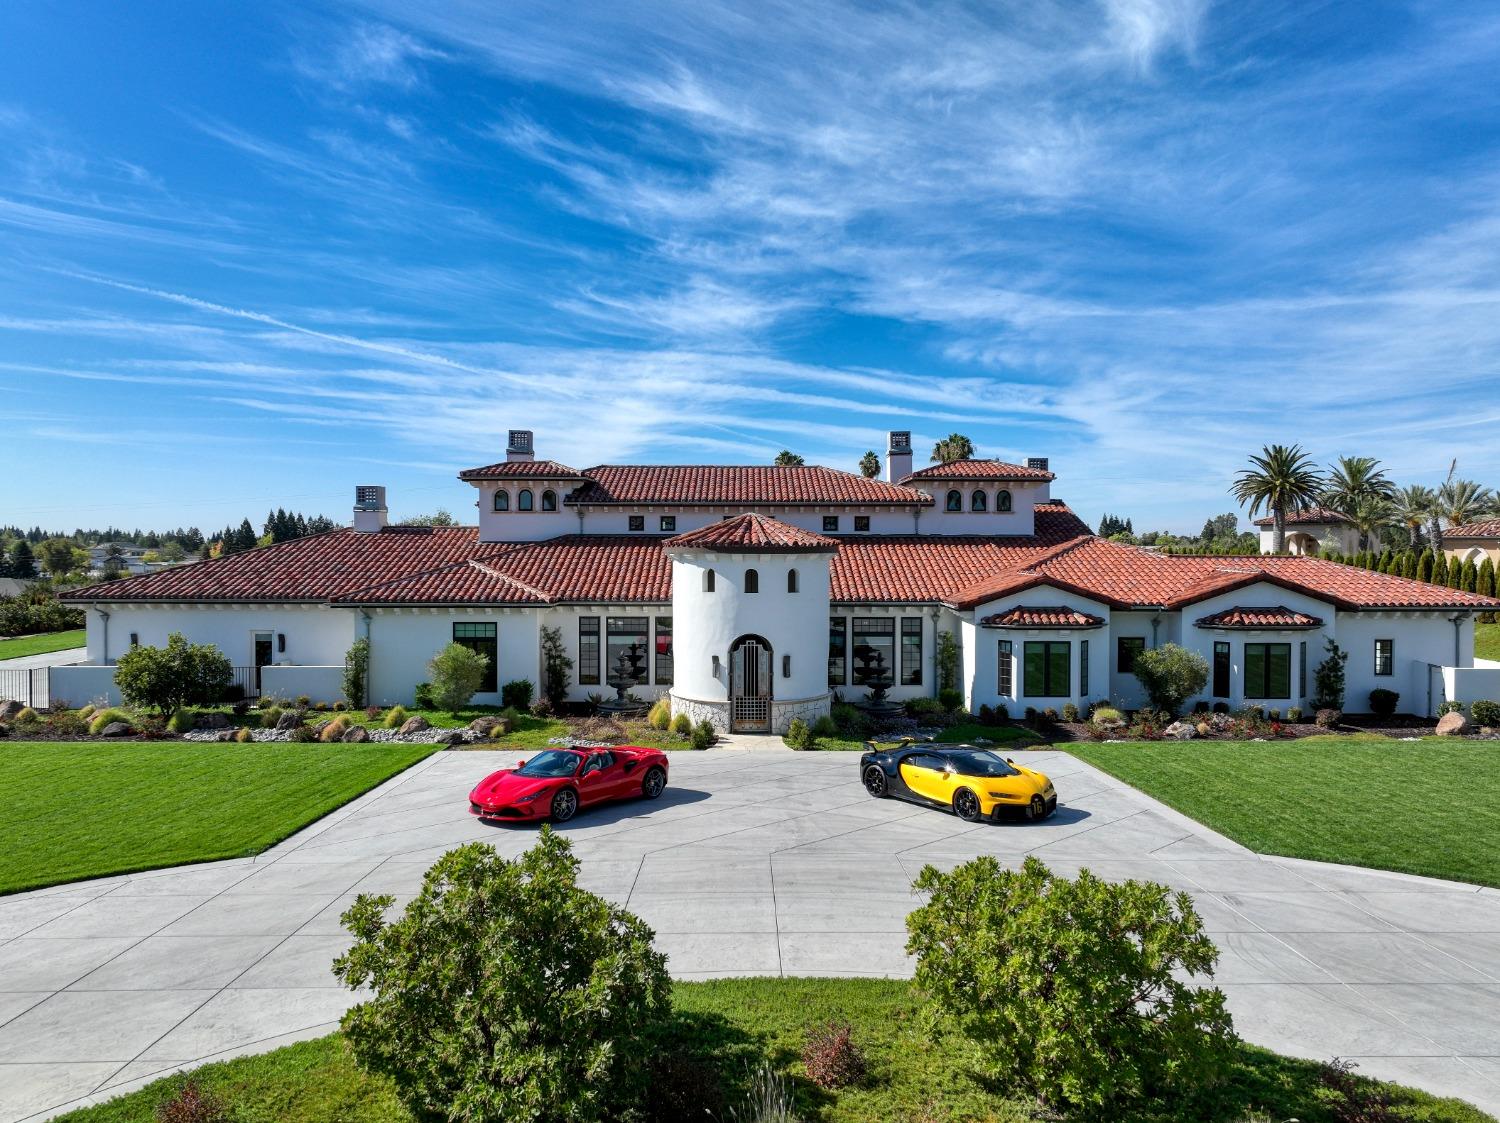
[0, 628, 86, 660]
[54, 977, 1491, 1123]
[0, 741, 436, 895]
[1479, 621, 1500, 662]
[1071, 737, 1500, 887]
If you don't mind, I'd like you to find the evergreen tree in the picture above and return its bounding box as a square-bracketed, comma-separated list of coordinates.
[1400, 552, 1417, 580]
[8, 540, 37, 578]
[1433, 551, 1450, 587]
[1377, 548, 1394, 573]
[1478, 558, 1496, 599]
[1451, 557, 1468, 590]
[236, 519, 258, 551]
[1460, 559, 1479, 593]
[1417, 549, 1434, 583]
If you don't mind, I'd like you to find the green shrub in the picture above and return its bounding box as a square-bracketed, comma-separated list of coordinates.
[333, 700, 347, 712]
[831, 701, 872, 738]
[296, 694, 312, 708]
[1131, 643, 1209, 716]
[671, 712, 693, 736]
[1471, 700, 1500, 727]
[342, 637, 370, 708]
[1286, 706, 1303, 722]
[15, 705, 40, 724]
[501, 679, 535, 711]
[413, 682, 435, 709]
[1368, 688, 1399, 717]
[1061, 702, 1079, 722]
[906, 697, 946, 718]
[334, 832, 671, 1123]
[906, 854, 1233, 1115]
[690, 720, 715, 750]
[383, 704, 408, 729]
[811, 714, 838, 739]
[647, 697, 672, 730]
[937, 687, 964, 711]
[259, 706, 284, 729]
[784, 718, 815, 750]
[288, 724, 317, 743]
[1312, 638, 1348, 711]
[233, 726, 253, 744]
[1092, 706, 1124, 725]
[539, 624, 574, 707]
[1437, 700, 1463, 716]
[84, 707, 131, 734]
[113, 633, 233, 721]
[77, 703, 96, 720]
[427, 643, 488, 713]
[166, 709, 197, 735]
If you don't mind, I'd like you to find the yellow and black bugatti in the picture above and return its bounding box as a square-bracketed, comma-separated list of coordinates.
[859, 743, 1057, 822]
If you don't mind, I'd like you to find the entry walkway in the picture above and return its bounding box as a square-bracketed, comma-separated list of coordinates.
[2, 750, 1498, 1120]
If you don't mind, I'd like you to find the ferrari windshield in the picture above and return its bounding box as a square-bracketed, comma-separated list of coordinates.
[941, 750, 1020, 778]
[515, 750, 581, 778]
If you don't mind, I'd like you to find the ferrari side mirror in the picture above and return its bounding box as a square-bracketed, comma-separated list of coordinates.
[516, 759, 527, 768]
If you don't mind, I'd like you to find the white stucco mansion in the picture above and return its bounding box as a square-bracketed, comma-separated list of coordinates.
[62, 430, 1499, 728]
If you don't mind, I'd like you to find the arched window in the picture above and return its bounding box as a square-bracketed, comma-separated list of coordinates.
[745, 568, 759, 593]
[971, 490, 987, 512]
[997, 490, 1012, 512]
[517, 489, 534, 511]
[541, 489, 557, 512]
[945, 489, 962, 512]
[492, 490, 509, 512]
[704, 568, 715, 592]
[787, 569, 799, 593]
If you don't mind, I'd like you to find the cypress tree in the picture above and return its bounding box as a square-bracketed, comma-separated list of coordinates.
[1433, 551, 1450, 587]
[1460, 559, 1479, 593]
[1400, 551, 1417, 580]
[1479, 557, 1496, 599]
[8, 540, 37, 578]
[1417, 550, 1434, 583]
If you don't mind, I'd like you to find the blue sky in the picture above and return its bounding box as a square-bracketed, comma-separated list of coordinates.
[3, 1, 1499, 534]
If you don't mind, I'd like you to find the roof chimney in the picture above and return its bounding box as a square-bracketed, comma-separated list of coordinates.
[353, 485, 388, 533]
[1026, 457, 1049, 473]
[506, 429, 535, 462]
[887, 430, 913, 483]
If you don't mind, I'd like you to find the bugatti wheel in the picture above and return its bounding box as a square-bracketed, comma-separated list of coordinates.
[642, 766, 666, 799]
[550, 788, 578, 823]
[862, 765, 889, 798]
[953, 787, 982, 822]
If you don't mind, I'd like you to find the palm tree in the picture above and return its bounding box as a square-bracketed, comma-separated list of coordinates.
[1433, 479, 1495, 548]
[1348, 495, 1394, 554]
[858, 451, 880, 479]
[773, 450, 805, 466]
[1390, 484, 1436, 549]
[1321, 455, 1395, 514]
[1231, 444, 1324, 554]
[930, 434, 975, 464]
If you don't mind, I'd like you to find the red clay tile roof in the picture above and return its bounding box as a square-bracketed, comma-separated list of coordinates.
[63, 528, 490, 603]
[1251, 506, 1351, 527]
[900, 459, 1055, 483]
[457, 459, 585, 480]
[1195, 606, 1324, 629]
[567, 465, 930, 506]
[979, 606, 1106, 628]
[1445, 519, 1500, 539]
[664, 513, 838, 553]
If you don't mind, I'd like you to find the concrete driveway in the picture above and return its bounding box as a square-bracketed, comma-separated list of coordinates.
[2, 749, 1498, 1120]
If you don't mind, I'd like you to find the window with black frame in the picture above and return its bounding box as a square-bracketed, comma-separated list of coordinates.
[1374, 638, 1393, 676]
[1117, 636, 1145, 674]
[853, 618, 896, 689]
[1244, 642, 1291, 699]
[578, 617, 600, 684]
[828, 617, 847, 686]
[453, 622, 498, 693]
[606, 617, 649, 685]
[900, 618, 922, 685]
[1023, 640, 1070, 697]
[997, 639, 1013, 695]
[655, 617, 673, 685]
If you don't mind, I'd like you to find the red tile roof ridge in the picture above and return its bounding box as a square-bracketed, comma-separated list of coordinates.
[467, 559, 556, 603]
[899, 459, 1056, 483]
[663, 512, 840, 552]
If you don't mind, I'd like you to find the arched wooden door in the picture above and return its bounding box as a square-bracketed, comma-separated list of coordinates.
[729, 634, 773, 733]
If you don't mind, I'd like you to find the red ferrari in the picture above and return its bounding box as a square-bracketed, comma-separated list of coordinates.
[468, 746, 669, 823]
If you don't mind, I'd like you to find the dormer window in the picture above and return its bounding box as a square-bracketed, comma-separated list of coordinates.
[541, 489, 557, 512]
[997, 490, 1012, 513]
[493, 490, 509, 512]
[518, 489, 534, 511]
[971, 490, 987, 512]
[945, 489, 962, 512]
[745, 568, 759, 593]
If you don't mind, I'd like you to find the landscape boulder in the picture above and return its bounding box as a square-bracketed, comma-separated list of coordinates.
[434, 728, 468, 746]
[467, 716, 510, 736]
[398, 715, 431, 735]
[275, 711, 302, 731]
[99, 721, 133, 737]
[1162, 720, 1197, 741]
[195, 712, 231, 730]
[0, 700, 24, 721]
[1435, 711, 1470, 736]
[342, 725, 370, 744]
[0, 724, 8, 738]
[215, 729, 236, 742]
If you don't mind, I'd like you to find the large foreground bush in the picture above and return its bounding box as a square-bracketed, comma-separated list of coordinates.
[333, 830, 671, 1123]
[425, 642, 489, 713]
[113, 633, 233, 721]
[906, 854, 1234, 1115]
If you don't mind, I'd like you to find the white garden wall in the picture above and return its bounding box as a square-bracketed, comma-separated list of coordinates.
[82, 604, 356, 668]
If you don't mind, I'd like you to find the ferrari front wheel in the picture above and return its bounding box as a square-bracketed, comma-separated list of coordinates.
[952, 787, 982, 822]
[862, 765, 888, 798]
[550, 788, 578, 823]
[642, 766, 666, 799]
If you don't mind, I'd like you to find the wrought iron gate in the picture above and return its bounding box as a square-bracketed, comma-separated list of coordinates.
[730, 638, 772, 733]
[0, 668, 49, 708]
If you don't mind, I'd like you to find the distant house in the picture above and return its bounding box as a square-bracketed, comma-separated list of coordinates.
[58, 428, 1500, 721]
[0, 577, 35, 599]
[1254, 507, 1359, 556]
[1443, 520, 1500, 569]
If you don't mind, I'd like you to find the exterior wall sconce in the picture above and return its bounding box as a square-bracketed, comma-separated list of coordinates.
[782, 655, 791, 678]
[712, 655, 720, 677]
[277, 633, 287, 653]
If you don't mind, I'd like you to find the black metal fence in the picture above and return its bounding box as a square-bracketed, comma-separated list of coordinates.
[0, 668, 49, 708]
[227, 666, 262, 701]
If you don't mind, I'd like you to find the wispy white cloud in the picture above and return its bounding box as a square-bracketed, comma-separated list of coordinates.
[293, 22, 447, 91]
